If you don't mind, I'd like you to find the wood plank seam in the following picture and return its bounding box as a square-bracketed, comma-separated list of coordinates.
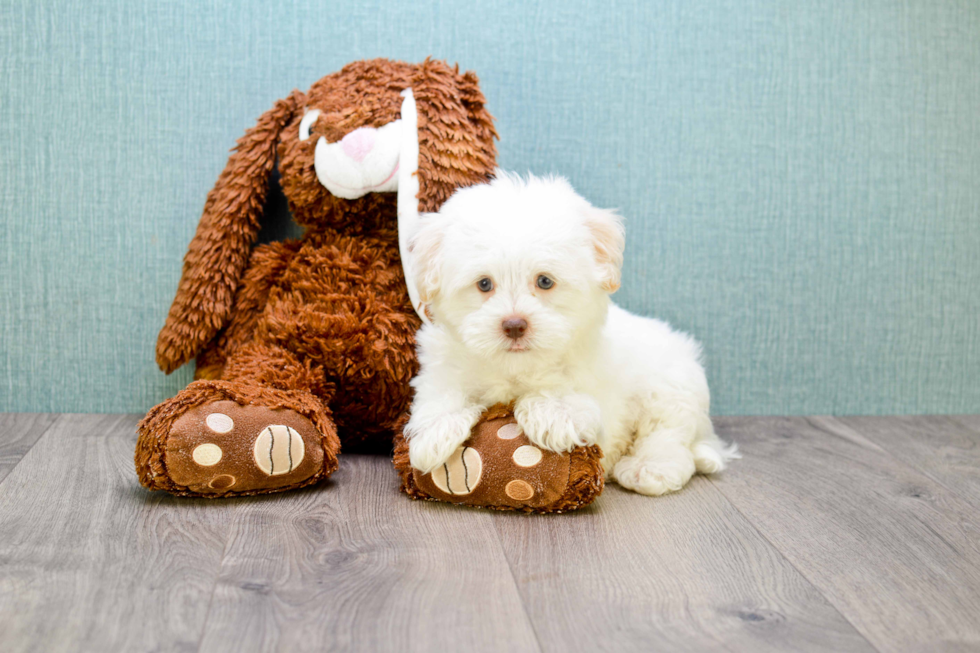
[704, 475, 884, 653]
[193, 517, 236, 653]
[491, 520, 547, 653]
[0, 413, 61, 490]
[810, 416, 980, 530]
[950, 416, 980, 434]
[711, 415, 980, 651]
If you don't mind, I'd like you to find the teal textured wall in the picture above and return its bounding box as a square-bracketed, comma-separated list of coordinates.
[1, 0, 978, 415]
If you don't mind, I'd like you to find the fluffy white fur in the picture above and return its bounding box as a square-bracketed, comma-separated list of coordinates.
[403, 173, 737, 496]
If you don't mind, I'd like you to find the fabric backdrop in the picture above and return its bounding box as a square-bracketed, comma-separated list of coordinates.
[1, 0, 978, 415]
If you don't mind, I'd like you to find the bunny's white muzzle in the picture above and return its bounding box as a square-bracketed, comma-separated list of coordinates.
[313, 120, 403, 199]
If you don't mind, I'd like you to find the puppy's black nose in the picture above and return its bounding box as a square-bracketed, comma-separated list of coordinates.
[502, 317, 528, 339]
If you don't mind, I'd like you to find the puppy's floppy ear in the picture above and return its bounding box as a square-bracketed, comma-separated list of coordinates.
[408, 213, 448, 304]
[156, 90, 305, 374]
[584, 206, 625, 294]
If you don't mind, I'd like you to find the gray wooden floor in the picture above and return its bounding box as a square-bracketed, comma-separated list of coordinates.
[1, 414, 979, 652]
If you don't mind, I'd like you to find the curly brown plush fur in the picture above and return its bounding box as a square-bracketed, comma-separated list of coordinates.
[137, 59, 497, 497]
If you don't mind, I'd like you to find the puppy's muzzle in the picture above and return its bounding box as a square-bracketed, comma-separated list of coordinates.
[502, 317, 528, 340]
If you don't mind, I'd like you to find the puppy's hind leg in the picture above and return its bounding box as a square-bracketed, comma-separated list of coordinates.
[613, 396, 730, 496]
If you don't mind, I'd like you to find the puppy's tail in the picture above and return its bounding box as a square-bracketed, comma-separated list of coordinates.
[693, 437, 740, 475]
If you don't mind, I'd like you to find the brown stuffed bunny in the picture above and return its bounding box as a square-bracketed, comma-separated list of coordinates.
[136, 59, 497, 497]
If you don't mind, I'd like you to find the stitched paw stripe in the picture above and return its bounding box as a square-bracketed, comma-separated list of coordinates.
[430, 446, 482, 495]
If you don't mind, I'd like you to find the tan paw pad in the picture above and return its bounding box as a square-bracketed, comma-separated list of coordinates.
[205, 413, 234, 433]
[430, 446, 482, 495]
[512, 445, 543, 467]
[496, 423, 522, 440]
[208, 474, 236, 490]
[253, 425, 305, 476]
[192, 443, 222, 466]
[505, 479, 535, 501]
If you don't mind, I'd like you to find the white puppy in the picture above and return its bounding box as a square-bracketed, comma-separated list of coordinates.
[404, 173, 737, 495]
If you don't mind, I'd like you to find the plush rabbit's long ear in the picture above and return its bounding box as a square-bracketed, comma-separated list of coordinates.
[156, 91, 303, 374]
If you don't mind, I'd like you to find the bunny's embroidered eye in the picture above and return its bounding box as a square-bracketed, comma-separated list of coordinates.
[299, 109, 320, 141]
[536, 274, 555, 290]
[477, 277, 494, 293]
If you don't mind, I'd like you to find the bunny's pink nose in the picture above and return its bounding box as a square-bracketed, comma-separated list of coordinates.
[340, 127, 376, 162]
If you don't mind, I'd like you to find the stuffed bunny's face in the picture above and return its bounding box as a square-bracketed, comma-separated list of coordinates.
[276, 59, 497, 232]
[304, 108, 403, 199]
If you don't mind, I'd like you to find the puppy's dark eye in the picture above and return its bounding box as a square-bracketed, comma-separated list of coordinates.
[477, 277, 494, 293]
[536, 274, 555, 290]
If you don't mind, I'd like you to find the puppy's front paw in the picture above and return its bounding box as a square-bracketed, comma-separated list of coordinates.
[515, 394, 601, 452]
[405, 411, 479, 474]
